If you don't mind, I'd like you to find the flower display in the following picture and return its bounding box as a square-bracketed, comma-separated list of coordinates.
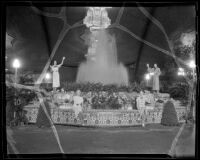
[40, 83, 172, 111]
[53, 90, 138, 110]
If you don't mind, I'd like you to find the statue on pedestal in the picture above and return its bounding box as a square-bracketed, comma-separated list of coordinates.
[146, 64, 154, 90]
[50, 57, 65, 92]
[152, 64, 161, 94]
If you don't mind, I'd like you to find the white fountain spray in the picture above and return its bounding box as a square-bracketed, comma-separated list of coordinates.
[76, 7, 129, 86]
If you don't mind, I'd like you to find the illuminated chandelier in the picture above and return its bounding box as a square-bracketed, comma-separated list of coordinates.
[83, 7, 112, 61]
[83, 7, 111, 31]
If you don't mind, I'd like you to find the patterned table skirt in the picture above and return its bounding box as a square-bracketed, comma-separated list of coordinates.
[24, 106, 186, 126]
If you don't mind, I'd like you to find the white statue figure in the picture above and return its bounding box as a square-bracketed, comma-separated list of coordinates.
[152, 64, 161, 93]
[146, 64, 154, 89]
[73, 90, 84, 118]
[50, 57, 65, 92]
[136, 91, 147, 127]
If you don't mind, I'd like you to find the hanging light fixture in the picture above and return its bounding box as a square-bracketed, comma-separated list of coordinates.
[84, 7, 111, 30]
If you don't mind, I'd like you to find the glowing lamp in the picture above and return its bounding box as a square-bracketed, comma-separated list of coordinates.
[13, 59, 20, 69]
[178, 68, 184, 72]
[188, 60, 196, 69]
[145, 74, 150, 80]
[45, 73, 51, 80]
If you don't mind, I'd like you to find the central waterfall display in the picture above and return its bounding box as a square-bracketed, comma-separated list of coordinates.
[76, 7, 129, 86]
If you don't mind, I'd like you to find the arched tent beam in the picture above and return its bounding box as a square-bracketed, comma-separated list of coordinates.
[107, 5, 191, 81]
[134, 7, 156, 82]
[137, 4, 193, 87]
[26, 6, 86, 154]
[31, 6, 84, 86]
[30, 5, 194, 86]
[26, 6, 192, 87]
[115, 4, 125, 25]
[6, 81, 65, 153]
[137, 4, 196, 121]
[40, 10, 52, 57]
[31, 6, 69, 27]
[113, 25, 188, 69]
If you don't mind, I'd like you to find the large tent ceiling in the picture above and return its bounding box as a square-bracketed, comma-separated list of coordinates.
[6, 4, 195, 81]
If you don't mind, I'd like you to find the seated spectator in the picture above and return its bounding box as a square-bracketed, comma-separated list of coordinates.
[61, 88, 66, 94]
[144, 90, 155, 107]
[69, 91, 75, 103]
[72, 90, 84, 118]
[136, 91, 147, 127]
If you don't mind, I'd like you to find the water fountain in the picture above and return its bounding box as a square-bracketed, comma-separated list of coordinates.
[24, 7, 187, 127]
[76, 7, 129, 86]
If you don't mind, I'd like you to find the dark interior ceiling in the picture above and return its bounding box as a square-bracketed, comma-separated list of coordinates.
[6, 4, 196, 81]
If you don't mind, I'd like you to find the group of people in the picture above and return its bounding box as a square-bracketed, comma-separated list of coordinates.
[54, 89, 135, 111]
[55, 88, 158, 127]
[36, 89, 84, 128]
[52, 89, 84, 117]
[36, 88, 156, 128]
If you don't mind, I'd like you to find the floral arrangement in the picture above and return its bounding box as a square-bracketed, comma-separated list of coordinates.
[53, 89, 138, 110]
[169, 82, 189, 100]
[6, 73, 37, 126]
[61, 82, 142, 93]
[86, 91, 136, 110]
[6, 85, 37, 126]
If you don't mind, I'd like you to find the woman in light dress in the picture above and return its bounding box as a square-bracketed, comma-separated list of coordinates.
[152, 64, 161, 94]
[50, 57, 65, 92]
[146, 64, 154, 90]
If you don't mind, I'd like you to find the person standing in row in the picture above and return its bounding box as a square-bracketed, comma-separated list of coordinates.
[136, 91, 147, 127]
[152, 64, 161, 94]
[73, 90, 84, 119]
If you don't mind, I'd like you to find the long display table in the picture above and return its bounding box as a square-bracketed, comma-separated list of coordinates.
[24, 105, 186, 127]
